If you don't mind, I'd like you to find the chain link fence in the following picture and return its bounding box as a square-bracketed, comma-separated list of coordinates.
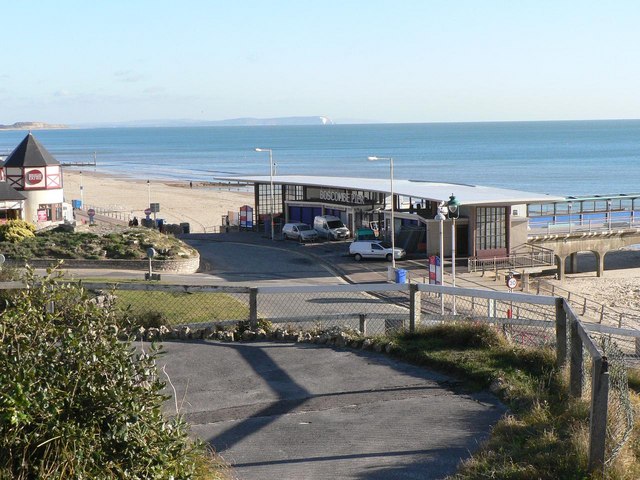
[39, 281, 639, 474]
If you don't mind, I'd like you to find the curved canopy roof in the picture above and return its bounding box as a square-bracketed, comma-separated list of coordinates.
[216, 175, 564, 206]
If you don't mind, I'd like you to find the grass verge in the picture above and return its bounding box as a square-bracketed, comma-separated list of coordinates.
[113, 290, 250, 325]
[378, 322, 640, 480]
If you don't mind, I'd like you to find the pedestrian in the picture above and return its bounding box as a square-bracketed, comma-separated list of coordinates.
[132, 216, 139, 226]
[190, 181, 193, 189]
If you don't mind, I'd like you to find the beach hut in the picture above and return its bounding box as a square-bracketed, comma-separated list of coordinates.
[2, 133, 64, 226]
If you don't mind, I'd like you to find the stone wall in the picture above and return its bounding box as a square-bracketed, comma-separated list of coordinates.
[7, 253, 200, 274]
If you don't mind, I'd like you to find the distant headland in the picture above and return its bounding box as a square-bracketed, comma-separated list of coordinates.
[76, 116, 334, 128]
[0, 122, 68, 130]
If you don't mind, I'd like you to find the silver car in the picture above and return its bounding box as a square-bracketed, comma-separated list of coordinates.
[282, 222, 319, 242]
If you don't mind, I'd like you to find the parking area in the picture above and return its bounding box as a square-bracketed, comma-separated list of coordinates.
[183, 230, 437, 285]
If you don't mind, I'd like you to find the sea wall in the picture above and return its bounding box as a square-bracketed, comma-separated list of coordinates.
[7, 254, 200, 274]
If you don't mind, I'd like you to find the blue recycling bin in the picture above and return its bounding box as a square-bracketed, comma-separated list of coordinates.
[72, 199, 82, 209]
[395, 268, 407, 284]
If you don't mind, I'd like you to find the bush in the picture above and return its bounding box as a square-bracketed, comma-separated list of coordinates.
[0, 270, 210, 479]
[0, 220, 36, 243]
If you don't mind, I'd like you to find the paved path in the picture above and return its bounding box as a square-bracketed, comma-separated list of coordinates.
[161, 340, 505, 480]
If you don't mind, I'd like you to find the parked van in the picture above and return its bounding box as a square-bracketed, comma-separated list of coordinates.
[313, 215, 350, 240]
[349, 240, 406, 262]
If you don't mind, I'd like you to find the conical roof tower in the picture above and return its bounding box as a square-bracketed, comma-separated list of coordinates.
[2, 133, 64, 224]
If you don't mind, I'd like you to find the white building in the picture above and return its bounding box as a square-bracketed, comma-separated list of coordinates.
[1, 133, 65, 227]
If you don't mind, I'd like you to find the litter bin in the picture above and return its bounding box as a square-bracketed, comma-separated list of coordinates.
[395, 268, 407, 284]
[72, 199, 82, 209]
[180, 222, 190, 234]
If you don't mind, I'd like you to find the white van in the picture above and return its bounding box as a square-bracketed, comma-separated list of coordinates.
[313, 215, 350, 240]
[349, 240, 406, 261]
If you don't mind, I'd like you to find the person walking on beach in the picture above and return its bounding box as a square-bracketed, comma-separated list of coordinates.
[190, 181, 193, 189]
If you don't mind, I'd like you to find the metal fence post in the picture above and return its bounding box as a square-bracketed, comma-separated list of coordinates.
[249, 288, 258, 328]
[555, 298, 567, 367]
[409, 283, 420, 333]
[359, 314, 367, 335]
[570, 318, 584, 398]
[588, 356, 609, 473]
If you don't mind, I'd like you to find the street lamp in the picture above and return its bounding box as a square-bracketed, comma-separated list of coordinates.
[255, 148, 275, 241]
[434, 202, 448, 315]
[367, 156, 395, 269]
[79, 171, 84, 208]
[568, 202, 573, 233]
[447, 194, 461, 315]
[607, 199, 612, 230]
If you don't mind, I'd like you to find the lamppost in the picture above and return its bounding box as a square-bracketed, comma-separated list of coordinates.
[255, 148, 275, 241]
[607, 199, 612, 230]
[147, 180, 151, 208]
[367, 156, 395, 269]
[568, 202, 573, 234]
[435, 202, 448, 315]
[447, 194, 461, 315]
[79, 171, 84, 208]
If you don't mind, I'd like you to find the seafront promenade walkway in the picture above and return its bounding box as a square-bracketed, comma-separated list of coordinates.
[526, 194, 640, 279]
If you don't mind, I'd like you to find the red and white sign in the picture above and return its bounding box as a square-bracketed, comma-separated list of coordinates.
[87, 208, 96, 217]
[37, 209, 48, 221]
[26, 169, 44, 185]
[144, 208, 152, 216]
[429, 256, 442, 285]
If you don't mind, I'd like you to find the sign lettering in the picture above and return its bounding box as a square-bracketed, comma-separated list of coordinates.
[319, 189, 365, 205]
[26, 169, 44, 185]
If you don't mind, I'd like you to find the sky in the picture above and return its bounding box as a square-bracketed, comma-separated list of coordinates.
[1, 0, 639, 125]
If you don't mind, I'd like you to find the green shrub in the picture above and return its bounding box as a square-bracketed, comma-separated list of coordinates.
[0, 220, 36, 243]
[0, 270, 210, 479]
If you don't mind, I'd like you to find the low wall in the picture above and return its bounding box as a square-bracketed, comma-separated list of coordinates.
[7, 254, 200, 274]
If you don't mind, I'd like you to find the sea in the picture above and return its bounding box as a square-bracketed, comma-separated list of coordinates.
[0, 119, 639, 197]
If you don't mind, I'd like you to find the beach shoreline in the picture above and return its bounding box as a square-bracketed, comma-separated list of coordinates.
[62, 169, 253, 233]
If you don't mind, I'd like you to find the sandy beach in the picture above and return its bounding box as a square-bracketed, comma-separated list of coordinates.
[62, 169, 253, 233]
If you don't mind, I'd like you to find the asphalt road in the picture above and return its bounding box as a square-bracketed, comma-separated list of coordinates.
[161, 340, 505, 480]
[186, 237, 345, 285]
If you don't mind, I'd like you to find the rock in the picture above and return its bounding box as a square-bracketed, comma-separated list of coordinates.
[146, 327, 160, 341]
[335, 332, 349, 348]
[178, 326, 191, 340]
[362, 339, 373, 350]
[489, 377, 506, 395]
[203, 326, 215, 339]
[242, 330, 256, 341]
[221, 331, 235, 342]
[255, 328, 267, 340]
[275, 329, 286, 341]
[385, 343, 395, 354]
[374, 343, 383, 353]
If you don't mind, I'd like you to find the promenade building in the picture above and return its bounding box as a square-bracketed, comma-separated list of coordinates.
[219, 175, 563, 259]
[0, 133, 68, 227]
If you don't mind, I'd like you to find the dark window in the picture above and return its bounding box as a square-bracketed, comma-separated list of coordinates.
[476, 207, 506, 251]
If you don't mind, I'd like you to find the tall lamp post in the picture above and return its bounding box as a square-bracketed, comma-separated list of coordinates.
[447, 194, 461, 315]
[367, 156, 395, 269]
[255, 148, 275, 241]
[435, 202, 448, 315]
[79, 171, 84, 208]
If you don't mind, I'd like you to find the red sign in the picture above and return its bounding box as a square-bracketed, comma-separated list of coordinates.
[87, 208, 96, 217]
[26, 169, 44, 185]
[144, 208, 152, 216]
[37, 209, 48, 221]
